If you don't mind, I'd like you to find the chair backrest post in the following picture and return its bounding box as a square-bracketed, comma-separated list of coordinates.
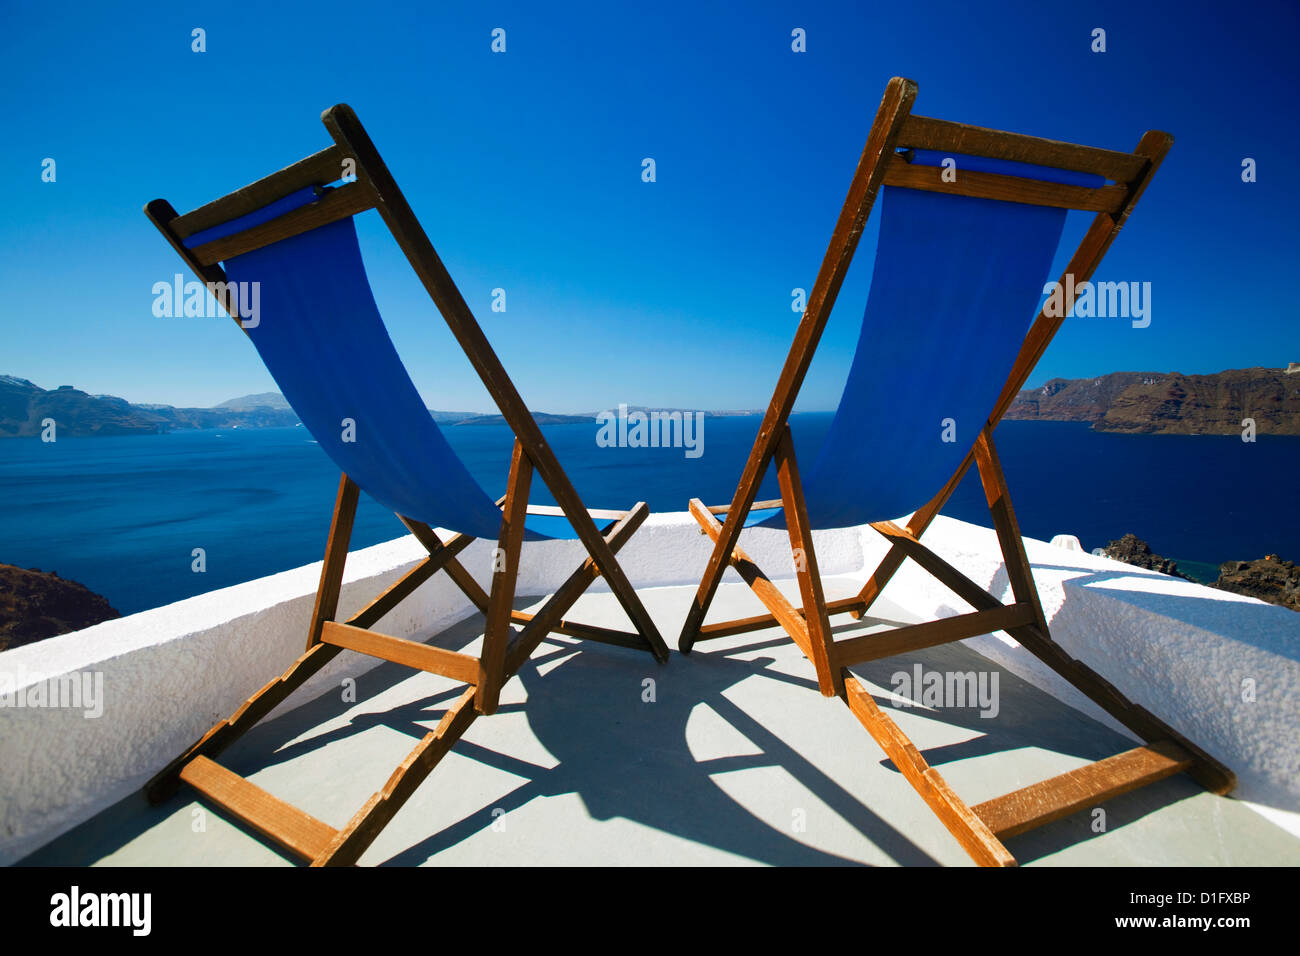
[676, 76, 918, 643]
[319, 105, 664, 650]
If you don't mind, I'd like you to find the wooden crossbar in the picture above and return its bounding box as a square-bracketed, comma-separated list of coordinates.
[320, 622, 481, 685]
[883, 159, 1128, 213]
[525, 504, 629, 521]
[832, 602, 1036, 668]
[705, 499, 783, 516]
[190, 181, 377, 266]
[508, 611, 648, 651]
[896, 114, 1148, 182]
[171, 145, 347, 239]
[971, 740, 1194, 840]
[697, 595, 867, 640]
[181, 756, 339, 862]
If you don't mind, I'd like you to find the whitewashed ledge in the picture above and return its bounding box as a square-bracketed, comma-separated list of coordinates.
[1, 512, 1298, 865]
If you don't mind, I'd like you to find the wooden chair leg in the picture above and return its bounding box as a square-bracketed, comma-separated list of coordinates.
[145, 641, 343, 803]
[680, 484, 758, 654]
[151, 475, 357, 801]
[843, 674, 1016, 866]
[687, 499, 824, 669]
[775, 426, 839, 696]
[478, 440, 532, 715]
[399, 518, 491, 612]
[504, 503, 651, 673]
[869, 518, 1235, 794]
[973, 430, 1048, 631]
[311, 686, 480, 866]
[851, 450, 974, 618]
[307, 473, 360, 649]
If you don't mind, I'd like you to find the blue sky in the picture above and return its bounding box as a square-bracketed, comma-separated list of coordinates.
[3, 0, 1297, 413]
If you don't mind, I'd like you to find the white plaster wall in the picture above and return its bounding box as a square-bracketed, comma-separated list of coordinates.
[1, 511, 1297, 864]
[866, 516, 1300, 820]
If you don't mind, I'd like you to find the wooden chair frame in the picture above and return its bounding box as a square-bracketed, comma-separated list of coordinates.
[141, 105, 670, 866]
[678, 77, 1235, 866]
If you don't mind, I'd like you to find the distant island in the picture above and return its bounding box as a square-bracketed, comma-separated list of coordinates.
[0, 376, 761, 438]
[10, 366, 1296, 439]
[0, 377, 299, 437]
[1007, 366, 1300, 435]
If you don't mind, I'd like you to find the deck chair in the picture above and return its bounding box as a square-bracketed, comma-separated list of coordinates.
[141, 104, 670, 866]
[678, 77, 1235, 866]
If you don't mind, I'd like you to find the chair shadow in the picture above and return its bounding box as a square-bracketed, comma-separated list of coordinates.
[848, 544, 1295, 862]
[404, 620, 982, 865]
[26, 561, 1256, 868]
[246, 604, 955, 865]
[39, 597, 936, 866]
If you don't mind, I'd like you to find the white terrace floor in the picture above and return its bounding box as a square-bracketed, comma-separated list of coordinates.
[23, 578, 1300, 867]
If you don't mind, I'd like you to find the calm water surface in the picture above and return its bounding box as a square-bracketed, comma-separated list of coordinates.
[0, 417, 1295, 614]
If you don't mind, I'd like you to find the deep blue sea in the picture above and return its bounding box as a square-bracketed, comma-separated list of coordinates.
[1, 416, 1296, 615]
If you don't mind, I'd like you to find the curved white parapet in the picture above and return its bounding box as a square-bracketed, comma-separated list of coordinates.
[871, 516, 1300, 825]
[1, 511, 1297, 864]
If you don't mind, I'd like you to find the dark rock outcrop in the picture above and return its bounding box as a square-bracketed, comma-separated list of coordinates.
[0, 563, 121, 651]
[1007, 367, 1300, 435]
[1211, 556, 1300, 613]
[1102, 534, 1191, 580]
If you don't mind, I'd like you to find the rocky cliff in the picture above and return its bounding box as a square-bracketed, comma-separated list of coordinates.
[1212, 556, 1300, 613]
[0, 564, 120, 651]
[1008, 368, 1300, 435]
[1100, 535, 1298, 613]
[1101, 534, 1190, 580]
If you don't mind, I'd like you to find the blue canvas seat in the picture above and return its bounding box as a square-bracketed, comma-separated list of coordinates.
[744, 150, 1101, 531]
[182, 187, 572, 541]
